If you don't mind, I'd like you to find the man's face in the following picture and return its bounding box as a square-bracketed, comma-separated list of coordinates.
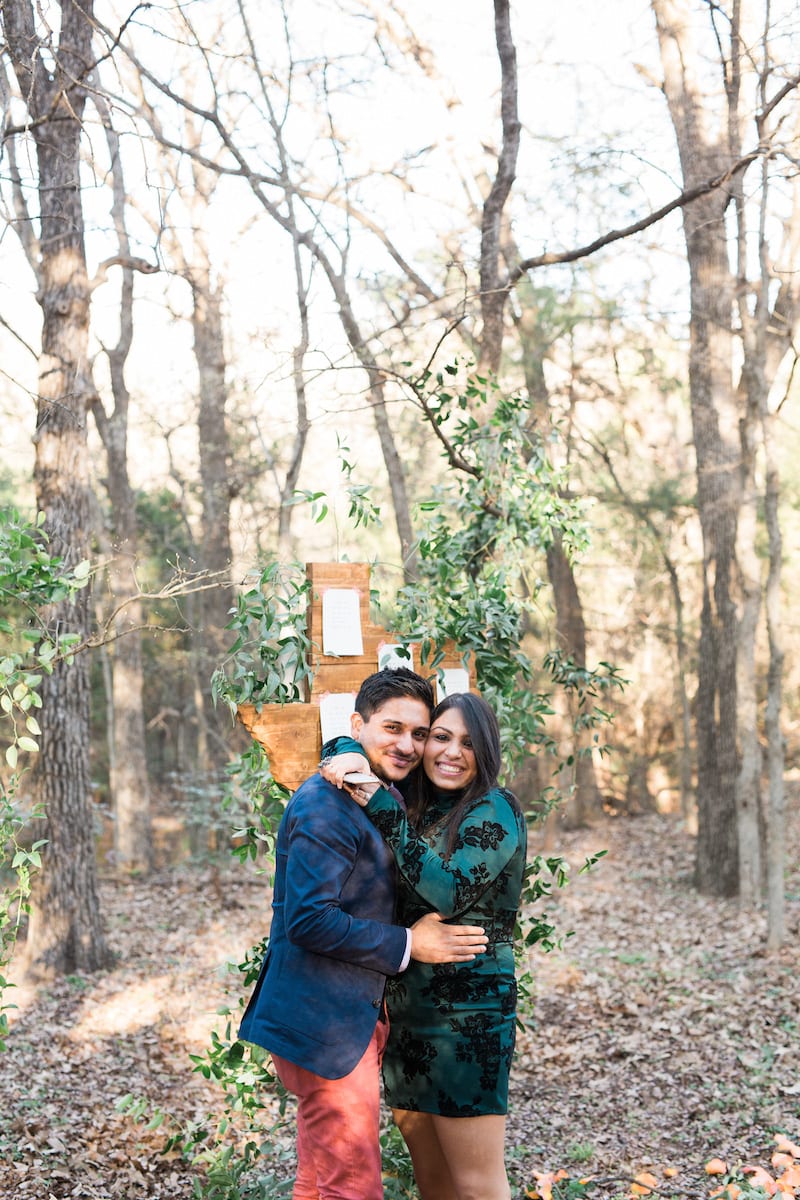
[350, 697, 431, 783]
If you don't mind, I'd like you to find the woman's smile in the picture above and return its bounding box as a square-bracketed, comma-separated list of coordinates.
[423, 708, 478, 790]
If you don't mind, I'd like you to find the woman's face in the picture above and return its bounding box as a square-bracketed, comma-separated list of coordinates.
[422, 706, 477, 791]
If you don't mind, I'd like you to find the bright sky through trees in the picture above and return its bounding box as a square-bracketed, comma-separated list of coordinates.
[2, 1, 667, 388]
[2, 0, 795, 501]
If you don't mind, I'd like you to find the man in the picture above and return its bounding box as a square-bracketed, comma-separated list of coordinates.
[239, 668, 487, 1200]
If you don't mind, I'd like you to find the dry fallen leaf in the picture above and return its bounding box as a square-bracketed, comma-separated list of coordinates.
[775, 1166, 800, 1192]
[527, 1168, 570, 1200]
[706, 1159, 728, 1176]
[742, 1165, 778, 1194]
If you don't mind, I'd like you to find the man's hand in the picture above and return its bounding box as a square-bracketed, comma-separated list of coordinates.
[409, 912, 488, 963]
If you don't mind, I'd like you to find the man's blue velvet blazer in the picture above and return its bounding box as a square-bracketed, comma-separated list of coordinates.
[238, 772, 408, 1079]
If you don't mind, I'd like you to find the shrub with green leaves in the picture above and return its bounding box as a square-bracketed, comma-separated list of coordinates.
[0, 507, 90, 1049]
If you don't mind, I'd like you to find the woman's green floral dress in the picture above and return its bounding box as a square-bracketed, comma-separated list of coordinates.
[365, 781, 527, 1116]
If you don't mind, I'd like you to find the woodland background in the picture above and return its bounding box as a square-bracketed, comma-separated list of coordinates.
[1, 0, 800, 1196]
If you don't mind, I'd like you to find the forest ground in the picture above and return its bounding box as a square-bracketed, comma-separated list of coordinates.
[1, 798, 799, 1200]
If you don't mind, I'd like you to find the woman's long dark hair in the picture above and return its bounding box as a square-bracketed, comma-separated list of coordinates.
[406, 691, 510, 856]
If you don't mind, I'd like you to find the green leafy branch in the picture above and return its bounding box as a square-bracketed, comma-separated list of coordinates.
[514, 849, 608, 1019]
[391, 364, 623, 780]
[289, 435, 383, 534]
[223, 741, 292, 862]
[211, 560, 313, 714]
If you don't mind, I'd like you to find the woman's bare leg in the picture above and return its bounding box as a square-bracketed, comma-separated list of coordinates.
[430, 1113, 510, 1200]
[391, 1108, 458, 1200]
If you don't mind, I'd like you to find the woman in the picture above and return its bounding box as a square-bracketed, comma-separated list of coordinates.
[320, 691, 527, 1200]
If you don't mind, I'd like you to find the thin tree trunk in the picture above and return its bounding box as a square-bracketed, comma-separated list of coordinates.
[193, 273, 234, 651]
[733, 375, 762, 905]
[757, 118, 796, 950]
[592, 438, 694, 818]
[278, 233, 311, 554]
[478, 0, 520, 373]
[729, 9, 763, 908]
[763, 399, 785, 949]
[191, 249, 235, 787]
[546, 537, 602, 825]
[91, 99, 153, 875]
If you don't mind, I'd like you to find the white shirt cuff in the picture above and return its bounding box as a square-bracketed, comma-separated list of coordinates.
[399, 928, 412, 972]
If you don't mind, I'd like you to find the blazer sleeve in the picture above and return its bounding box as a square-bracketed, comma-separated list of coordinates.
[282, 778, 408, 975]
[364, 786, 524, 917]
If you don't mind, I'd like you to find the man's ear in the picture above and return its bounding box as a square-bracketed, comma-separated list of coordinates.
[350, 710, 364, 740]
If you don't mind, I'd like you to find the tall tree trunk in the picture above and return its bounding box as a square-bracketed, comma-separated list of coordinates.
[3, 0, 112, 974]
[729, 8, 763, 909]
[654, 0, 740, 895]
[683, 211, 741, 900]
[751, 118, 797, 946]
[161, 157, 237, 859]
[655, 0, 799, 906]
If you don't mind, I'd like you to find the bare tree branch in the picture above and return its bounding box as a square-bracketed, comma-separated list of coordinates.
[506, 149, 763, 285]
[89, 254, 159, 291]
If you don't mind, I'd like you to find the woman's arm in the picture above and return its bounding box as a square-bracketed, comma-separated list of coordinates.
[318, 735, 374, 789]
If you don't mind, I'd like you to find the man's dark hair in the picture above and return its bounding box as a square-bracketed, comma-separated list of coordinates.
[354, 667, 434, 721]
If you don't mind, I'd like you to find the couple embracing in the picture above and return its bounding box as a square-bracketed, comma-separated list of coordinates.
[239, 667, 527, 1200]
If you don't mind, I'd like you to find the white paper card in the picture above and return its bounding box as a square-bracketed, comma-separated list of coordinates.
[378, 642, 414, 671]
[322, 588, 364, 656]
[435, 668, 470, 703]
[319, 692, 357, 743]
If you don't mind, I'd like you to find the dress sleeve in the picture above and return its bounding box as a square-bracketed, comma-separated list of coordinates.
[364, 786, 523, 917]
[319, 735, 365, 760]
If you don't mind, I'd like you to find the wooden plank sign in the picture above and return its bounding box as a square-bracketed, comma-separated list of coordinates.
[237, 562, 475, 792]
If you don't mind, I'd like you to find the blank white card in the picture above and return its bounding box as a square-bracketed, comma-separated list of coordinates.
[322, 588, 364, 656]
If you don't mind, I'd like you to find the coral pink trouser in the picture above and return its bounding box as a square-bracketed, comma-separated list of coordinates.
[271, 1017, 389, 1200]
